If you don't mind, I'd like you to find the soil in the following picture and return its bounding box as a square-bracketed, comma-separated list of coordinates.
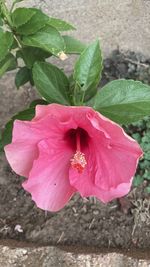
[0, 50, 150, 250]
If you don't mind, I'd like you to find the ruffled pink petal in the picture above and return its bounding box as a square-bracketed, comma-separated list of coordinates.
[33, 104, 72, 122]
[69, 169, 132, 203]
[32, 104, 111, 143]
[23, 139, 75, 212]
[12, 119, 57, 143]
[34, 104, 95, 132]
[69, 141, 138, 202]
[69, 110, 143, 202]
[4, 142, 38, 177]
[5, 105, 97, 179]
[89, 111, 142, 150]
[5, 107, 77, 177]
[4, 118, 56, 177]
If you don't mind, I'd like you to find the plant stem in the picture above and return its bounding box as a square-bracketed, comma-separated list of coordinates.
[0, 0, 12, 26]
[73, 82, 85, 106]
[0, 0, 23, 49]
[10, 1, 16, 13]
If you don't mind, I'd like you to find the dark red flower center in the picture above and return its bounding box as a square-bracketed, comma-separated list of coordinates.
[70, 130, 87, 173]
[66, 128, 88, 174]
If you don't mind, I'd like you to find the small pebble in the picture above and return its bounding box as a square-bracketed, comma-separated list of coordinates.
[14, 224, 23, 233]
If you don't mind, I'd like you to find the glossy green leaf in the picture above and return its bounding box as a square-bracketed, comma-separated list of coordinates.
[0, 31, 14, 61]
[47, 17, 75, 31]
[0, 107, 35, 150]
[74, 40, 103, 101]
[33, 61, 71, 105]
[22, 25, 65, 56]
[29, 99, 48, 108]
[15, 8, 49, 35]
[11, 7, 36, 27]
[15, 67, 31, 89]
[20, 47, 50, 68]
[94, 79, 150, 124]
[63, 35, 86, 54]
[0, 54, 17, 77]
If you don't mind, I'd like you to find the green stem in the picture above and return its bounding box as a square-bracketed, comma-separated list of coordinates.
[10, 1, 16, 13]
[73, 83, 79, 105]
[0, 0, 23, 49]
[73, 82, 85, 106]
[14, 34, 22, 48]
[0, 0, 12, 26]
[81, 90, 85, 104]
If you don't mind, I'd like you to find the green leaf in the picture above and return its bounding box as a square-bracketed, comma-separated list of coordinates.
[6, 55, 17, 71]
[0, 31, 14, 61]
[33, 61, 71, 105]
[73, 40, 103, 101]
[11, 7, 36, 27]
[0, 16, 3, 26]
[15, 8, 49, 35]
[20, 47, 51, 68]
[22, 25, 65, 57]
[47, 17, 75, 31]
[143, 172, 150, 181]
[145, 186, 150, 193]
[11, 38, 18, 49]
[29, 99, 48, 108]
[133, 175, 144, 187]
[0, 107, 35, 150]
[0, 53, 17, 77]
[94, 79, 150, 124]
[15, 67, 31, 89]
[63, 35, 86, 54]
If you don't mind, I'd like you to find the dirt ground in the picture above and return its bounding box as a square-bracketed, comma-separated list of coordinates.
[0, 50, 150, 249]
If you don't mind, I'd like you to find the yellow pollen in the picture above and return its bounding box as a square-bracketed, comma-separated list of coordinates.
[71, 151, 87, 173]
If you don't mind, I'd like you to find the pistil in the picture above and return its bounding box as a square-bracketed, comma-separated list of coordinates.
[70, 131, 87, 173]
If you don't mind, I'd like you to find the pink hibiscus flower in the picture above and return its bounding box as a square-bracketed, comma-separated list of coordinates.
[4, 104, 143, 212]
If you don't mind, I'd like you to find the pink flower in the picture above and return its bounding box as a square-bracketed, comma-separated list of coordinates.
[4, 104, 143, 212]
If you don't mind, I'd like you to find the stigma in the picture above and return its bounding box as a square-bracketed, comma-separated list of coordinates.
[71, 151, 87, 173]
[70, 131, 87, 173]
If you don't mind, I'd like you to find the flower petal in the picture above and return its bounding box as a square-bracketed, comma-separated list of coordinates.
[6, 105, 99, 178]
[12, 119, 56, 143]
[4, 118, 53, 177]
[23, 139, 75, 212]
[4, 142, 38, 177]
[69, 115, 143, 202]
[5, 109, 75, 177]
